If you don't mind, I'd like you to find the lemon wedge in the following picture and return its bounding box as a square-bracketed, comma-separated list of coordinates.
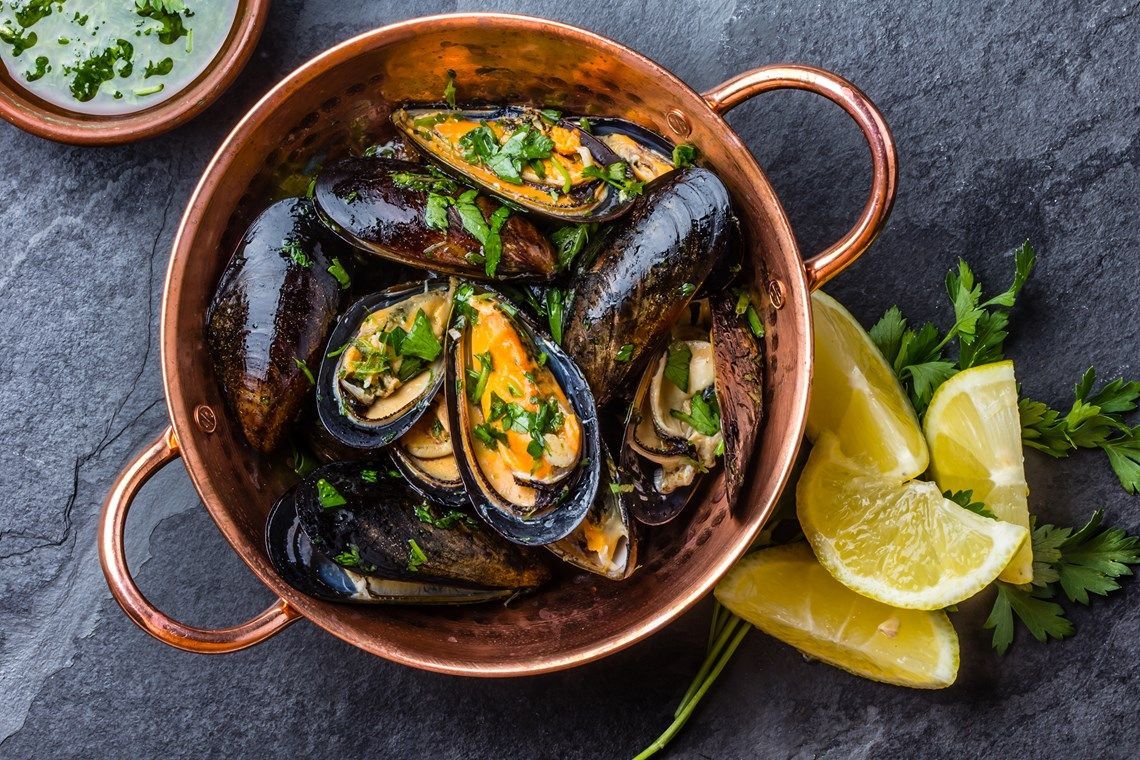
[808, 291, 928, 481]
[715, 543, 959, 688]
[923, 360, 1033, 583]
[797, 432, 1028, 609]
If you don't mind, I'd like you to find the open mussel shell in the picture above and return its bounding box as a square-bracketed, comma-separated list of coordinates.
[294, 460, 550, 589]
[392, 106, 635, 223]
[313, 157, 557, 280]
[265, 487, 513, 604]
[445, 287, 601, 545]
[546, 445, 638, 580]
[710, 286, 766, 508]
[587, 117, 677, 184]
[390, 389, 467, 507]
[207, 197, 347, 454]
[316, 280, 452, 452]
[563, 168, 733, 405]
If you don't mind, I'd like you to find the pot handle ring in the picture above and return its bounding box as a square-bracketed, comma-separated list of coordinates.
[98, 426, 301, 653]
[703, 64, 898, 290]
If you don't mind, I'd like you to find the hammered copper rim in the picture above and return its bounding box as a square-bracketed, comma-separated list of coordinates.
[0, 0, 268, 145]
[97, 13, 896, 675]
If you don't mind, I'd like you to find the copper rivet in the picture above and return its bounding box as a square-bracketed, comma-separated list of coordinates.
[767, 279, 787, 309]
[194, 404, 217, 433]
[666, 109, 691, 137]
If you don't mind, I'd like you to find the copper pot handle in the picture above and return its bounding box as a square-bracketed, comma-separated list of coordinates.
[98, 426, 301, 653]
[703, 64, 898, 290]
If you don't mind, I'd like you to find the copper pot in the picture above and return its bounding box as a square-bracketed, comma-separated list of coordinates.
[98, 13, 896, 675]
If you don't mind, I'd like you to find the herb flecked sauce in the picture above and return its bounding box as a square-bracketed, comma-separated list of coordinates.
[0, 0, 238, 115]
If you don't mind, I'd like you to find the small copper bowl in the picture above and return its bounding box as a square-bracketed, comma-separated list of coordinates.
[99, 13, 897, 675]
[0, 0, 268, 145]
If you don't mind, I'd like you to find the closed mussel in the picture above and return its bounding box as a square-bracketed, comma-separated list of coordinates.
[207, 197, 348, 454]
[446, 286, 601, 545]
[314, 156, 557, 280]
[317, 279, 453, 452]
[563, 168, 733, 404]
[291, 460, 550, 592]
[392, 106, 637, 223]
[265, 486, 515, 604]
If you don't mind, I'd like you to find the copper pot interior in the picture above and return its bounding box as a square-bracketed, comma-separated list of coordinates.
[166, 17, 808, 673]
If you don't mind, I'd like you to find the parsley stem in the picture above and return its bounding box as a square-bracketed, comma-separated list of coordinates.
[634, 620, 750, 760]
[675, 613, 744, 718]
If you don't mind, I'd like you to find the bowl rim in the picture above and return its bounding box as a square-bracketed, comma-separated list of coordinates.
[161, 12, 812, 676]
[0, 0, 269, 146]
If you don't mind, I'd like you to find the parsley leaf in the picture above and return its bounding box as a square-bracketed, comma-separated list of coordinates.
[360, 469, 378, 483]
[616, 344, 635, 362]
[943, 489, 998, 519]
[582, 161, 645, 201]
[670, 389, 721, 437]
[545, 287, 567, 344]
[282, 239, 311, 267]
[425, 192, 451, 230]
[664, 341, 692, 392]
[467, 351, 493, 404]
[985, 582, 1073, 655]
[316, 478, 346, 509]
[406, 539, 428, 571]
[399, 309, 442, 362]
[672, 143, 697, 169]
[332, 544, 375, 573]
[453, 190, 510, 278]
[869, 306, 906, 365]
[1102, 429, 1140, 494]
[473, 421, 508, 449]
[550, 223, 595, 269]
[327, 257, 350, 289]
[443, 69, 457, 109]
[292, 357, 315, 386]
[414, 501, 475, 529]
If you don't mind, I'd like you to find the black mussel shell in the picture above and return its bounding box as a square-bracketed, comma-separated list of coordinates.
[294, 460, 550, 589]
[207, 197, 348, 454]
[266, 487, 512, 604]
[446, 287, 601, 545]
[316, 280, 451, 452]
[392, 106, 636, 223]
[546, 444, 638, 580]
[710, 285, 765, 508]
[563, 168, 733, 405]
[313, 156, 557, 280]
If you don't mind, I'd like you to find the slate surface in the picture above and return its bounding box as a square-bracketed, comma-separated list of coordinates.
[1, 1, 1136, 758]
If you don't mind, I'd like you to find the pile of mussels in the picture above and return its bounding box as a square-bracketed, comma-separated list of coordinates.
[206, 102, 765, 605]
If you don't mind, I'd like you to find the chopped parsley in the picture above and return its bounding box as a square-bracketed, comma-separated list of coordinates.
[609, 482, 635, 494]
[443, 68, 457, 109]
[473, 421, 508, 449]
[466, 351, 493, 403]
[360, 469, 378, 483]
[327, 257, 351, 289]
[545, 287, 567, 344]
[414, 501, 476, 529]
[664, 341, 692, 392]
[670, 388, 721, 437]
[550, 223, 596, 270]
[680, 282, 696, 297]
[315, 478, 346, 509]
[400, 309, 442, 362]
[406, 539, 428, 571]
[616, 344, 635, 362]
[459, 123, 555, 185]
[672, 143, 698, 168]
[453, 190, 511, 278]
[282, 239, 310, 267]
[332, 545, 375, 573]
[582, 161, 644, 201]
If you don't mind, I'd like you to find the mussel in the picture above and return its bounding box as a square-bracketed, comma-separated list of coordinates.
[207, 197, 348, 454]
[622, 290, 764, 524]
[547, 445, 638, 580]
[562, 168, 733, 404]
[314, 157, 557, 280]
[390, 390, 467, 506]
[289, 460, 550, 594]
[266, 486, 515, 604]
[588, 117, 678, 183]
[392, 106, 637, 223]
[445, 286, 601, 545]
[316, 280, 453, 452]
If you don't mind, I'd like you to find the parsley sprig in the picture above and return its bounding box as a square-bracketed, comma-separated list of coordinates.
[1019, 368, 1140, 493]
[869, 241, 1036, 414]
[985, 511, 1139, 654]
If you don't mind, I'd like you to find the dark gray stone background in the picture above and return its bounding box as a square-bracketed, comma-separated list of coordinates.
[1, 0, 1136, 757]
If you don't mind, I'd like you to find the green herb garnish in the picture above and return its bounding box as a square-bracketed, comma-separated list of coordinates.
[582, 161, 644, 200]
[316, 478, 346, 509]
[360, 469, 378, 483]
[670, 389, 720, 437]
[282, 239, 310, 267]
[664, 342, 692, 392]
[406, 539, 428, 571]
[615, 344, 635, 363]
[550, 223, 595, 270]
[467, 351, 493, 403]
[327, 257, 351, 289]
[672, 143, 697, 168]
[292, 357, 315, 386]
[414, 501, 475, 529]
[399, 309, 442, 362]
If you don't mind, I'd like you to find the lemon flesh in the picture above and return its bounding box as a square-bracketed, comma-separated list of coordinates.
[923, 360, 1033, 583]
[808, 291, 928, 481]
[716, 543, 959, 688]
[797, 433, 1028, 609]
